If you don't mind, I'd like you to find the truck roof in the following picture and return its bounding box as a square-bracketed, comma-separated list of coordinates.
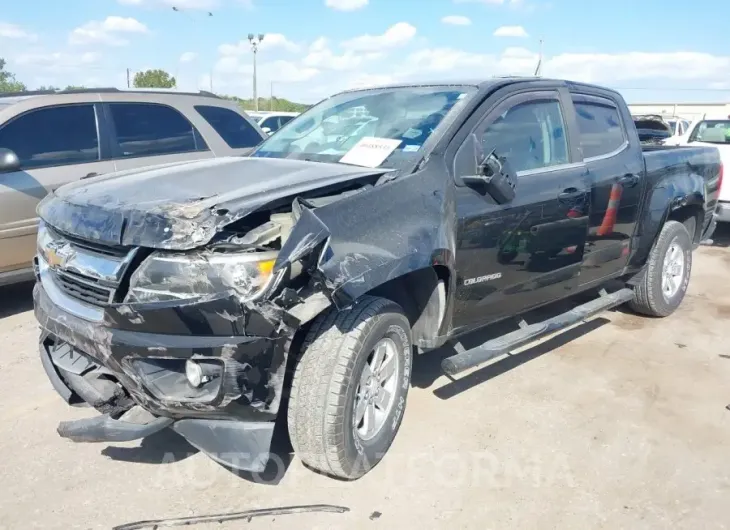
[338, 76, 621, 98]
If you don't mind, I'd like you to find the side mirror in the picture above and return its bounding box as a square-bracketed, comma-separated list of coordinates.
[262, 127, 272, 135]
[0, 148, 20, 173]
[462, 144, 516, 204]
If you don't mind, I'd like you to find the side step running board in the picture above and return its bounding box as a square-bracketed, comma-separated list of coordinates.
[442, 288, 634, 376]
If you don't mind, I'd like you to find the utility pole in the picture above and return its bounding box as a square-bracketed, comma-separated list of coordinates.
[248, 33, 264, 111]
[126, 68, 130, 88]
[534, 38, 543, 77]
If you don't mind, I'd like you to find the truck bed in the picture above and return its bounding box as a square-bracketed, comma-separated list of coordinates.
[642, 144, 722, 236]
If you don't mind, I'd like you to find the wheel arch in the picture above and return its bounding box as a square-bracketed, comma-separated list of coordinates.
[628, 174, 706, 270]
[365, 264, 454, 348]
[668, 203, 704, 245]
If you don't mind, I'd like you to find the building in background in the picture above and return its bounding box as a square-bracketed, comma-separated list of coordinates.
[628, 102, 730, 122]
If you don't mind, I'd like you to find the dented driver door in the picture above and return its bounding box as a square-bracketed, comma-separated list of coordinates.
[449, 88, 590, 333]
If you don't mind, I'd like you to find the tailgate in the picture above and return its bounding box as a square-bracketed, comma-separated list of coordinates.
[692, 142, 730, 201]
[717, 146, 730, 202]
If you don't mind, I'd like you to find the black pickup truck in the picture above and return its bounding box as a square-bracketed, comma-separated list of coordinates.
[33, 78, 722, 480]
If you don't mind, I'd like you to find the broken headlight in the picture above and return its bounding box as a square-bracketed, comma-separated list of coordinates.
[125, 250, 278, 303]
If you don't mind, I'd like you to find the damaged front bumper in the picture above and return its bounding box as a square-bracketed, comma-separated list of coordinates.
[34, 278, 299, 472]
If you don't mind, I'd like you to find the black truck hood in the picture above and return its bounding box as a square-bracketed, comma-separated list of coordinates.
[38, 157, 387, 250]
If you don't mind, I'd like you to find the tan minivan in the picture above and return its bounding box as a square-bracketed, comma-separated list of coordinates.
[0, 88, 266, 286]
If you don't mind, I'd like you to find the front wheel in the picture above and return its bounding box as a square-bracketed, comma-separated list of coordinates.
[287, 296, 412, 479]
[629, 220, 692, 317]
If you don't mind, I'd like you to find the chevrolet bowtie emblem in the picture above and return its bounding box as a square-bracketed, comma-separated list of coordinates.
[44, 242, 73, 269]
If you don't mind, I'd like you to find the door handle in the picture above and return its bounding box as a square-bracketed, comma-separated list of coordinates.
[617, 174, 639, 187]
[558, 188, 584, 201]
[81, 172, 99, 180]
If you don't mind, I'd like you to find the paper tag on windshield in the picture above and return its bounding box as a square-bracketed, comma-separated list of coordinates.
[340, 137, 402, 168]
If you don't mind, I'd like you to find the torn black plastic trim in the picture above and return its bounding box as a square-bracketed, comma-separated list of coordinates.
[34, 282, 301, 421]
[57, 411, 173, 443]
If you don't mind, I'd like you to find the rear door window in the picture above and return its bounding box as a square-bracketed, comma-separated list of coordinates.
[572, 97, 626, 159]
[108, 102, 208, 158]
[0, 104, 99, 169]
[195, 105, 263, 148]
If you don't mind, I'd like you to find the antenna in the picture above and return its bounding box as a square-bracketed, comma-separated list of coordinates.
[534, 38, 543, 77]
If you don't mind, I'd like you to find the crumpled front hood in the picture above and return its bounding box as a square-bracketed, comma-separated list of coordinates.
[38, 156, 386, 250]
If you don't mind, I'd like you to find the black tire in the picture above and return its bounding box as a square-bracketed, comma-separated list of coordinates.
[287, 296, 412, 479]
[629, 220, 692, 317]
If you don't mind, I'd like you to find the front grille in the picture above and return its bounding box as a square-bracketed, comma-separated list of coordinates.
[54, 270, 114, 305]
[39, 225, 137, 307]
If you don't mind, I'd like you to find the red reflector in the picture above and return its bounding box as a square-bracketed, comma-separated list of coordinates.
[567, 208, 580, 218]
[719, 163, 724, 193]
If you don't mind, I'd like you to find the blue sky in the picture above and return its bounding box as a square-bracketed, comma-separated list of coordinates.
[2, 0, 729, 103]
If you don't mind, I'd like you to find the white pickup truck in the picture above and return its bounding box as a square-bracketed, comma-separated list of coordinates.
[667, 117, 728, 222]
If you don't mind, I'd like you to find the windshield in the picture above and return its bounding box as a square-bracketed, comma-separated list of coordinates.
[690, 120, 730, 144]
[251, 86, 477, 169]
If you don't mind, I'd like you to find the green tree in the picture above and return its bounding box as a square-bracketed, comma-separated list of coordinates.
[64, 85, 86, 90]
[37, 85, 60, 91]
[133, 69, 176, 89]
[220, 94, 310, 113]
[0, 58, 26, 93]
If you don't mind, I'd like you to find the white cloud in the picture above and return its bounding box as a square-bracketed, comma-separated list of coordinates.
[442, 15, 472, 26]
[104, 16, 148, 32]
[493, 25, 529, 37]
[268, 60, 320, 82]
[218, 42, 245, 56]
[259, 33, 301, 53]
[0, 21, 38, 41]
[69, 16, 148, 46]
[310, 37, 328, 53]
[214, 55, 318, 83]
[345, 72, 397, 90]
[302, 37, 382, 71]
[325, 0, 368, 11]
[14, 51, 102, 71]
[179, 51, 198, 63]
[218, 33, 300, 55]
[545, 51, 730, 84]
[342, 22, 416, 52]
[406, 47, 494, 73]
[384, 47, 730, 89]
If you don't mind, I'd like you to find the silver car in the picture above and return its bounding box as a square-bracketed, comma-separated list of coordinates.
[0, 88, 266, 286]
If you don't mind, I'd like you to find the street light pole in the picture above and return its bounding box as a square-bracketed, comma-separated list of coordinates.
[248, 33, 264, 111]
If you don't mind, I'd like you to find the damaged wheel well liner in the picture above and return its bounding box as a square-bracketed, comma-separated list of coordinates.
[365, 266, 450, 345]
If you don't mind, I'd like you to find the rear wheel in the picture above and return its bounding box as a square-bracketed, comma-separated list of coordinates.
[287, 296, 412, 479]
[629, 220, 692, 317]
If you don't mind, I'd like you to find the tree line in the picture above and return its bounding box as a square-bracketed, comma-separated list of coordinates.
[0, 58, 309, 113]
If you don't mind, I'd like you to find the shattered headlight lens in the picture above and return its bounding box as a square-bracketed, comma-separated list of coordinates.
[125, 250, 278, 303]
